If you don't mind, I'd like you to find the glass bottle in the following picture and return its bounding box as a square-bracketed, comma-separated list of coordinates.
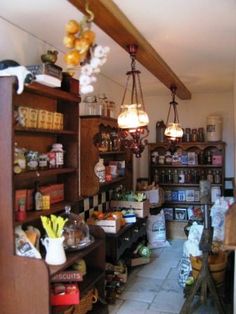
[34, 181, 43, 211]
[207, 170, 214, 184]
[178, 170, 185, 183]
[173, 169, 179, 184]
[185, 128, 191, 142]
[198, 128, 204, 142]
[214, 170, 222, 184]
[191, 129, 198, 142]
[154, 169, 159, 184]
[205, 150, 212, 165]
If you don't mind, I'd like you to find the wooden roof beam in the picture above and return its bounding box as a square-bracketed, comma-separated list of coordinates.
[69, 0, 191, 100]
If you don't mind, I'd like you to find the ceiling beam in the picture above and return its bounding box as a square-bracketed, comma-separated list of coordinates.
[69, 0, 191, 100]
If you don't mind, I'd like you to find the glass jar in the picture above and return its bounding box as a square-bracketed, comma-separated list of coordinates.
[94, 158, 105, 183]
[97, 93, 108, 116]
[26, 150, 39, 171]
[38, 153, 48, 169]
[14, 144, 26, 174]
[51, 143, 64, 168]
[63, 205, 90, 250]
[84, 95, 97, 115]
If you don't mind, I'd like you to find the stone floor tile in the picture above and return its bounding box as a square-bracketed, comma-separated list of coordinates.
[119, 290, 156, 303]
[166, 267, 179, 280]
[108, 299, 124, 314]
[150, 290, 185, 313]
[161, 277, 183, 294]
[125, 276, 162, 293]
[116, 300, 149, 314]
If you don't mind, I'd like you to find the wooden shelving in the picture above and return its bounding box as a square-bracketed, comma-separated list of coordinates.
[80, 116, 132, 196]
[0, 77, 106, 314]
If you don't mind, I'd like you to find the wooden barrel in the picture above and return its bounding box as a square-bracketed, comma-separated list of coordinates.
[190, 252, 227, 287]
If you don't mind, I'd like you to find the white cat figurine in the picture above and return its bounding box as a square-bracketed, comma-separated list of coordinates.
[0, 60, 34, 94]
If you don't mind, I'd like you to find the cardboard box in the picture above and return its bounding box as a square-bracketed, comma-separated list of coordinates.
[15, 189, 27, 211]
[51, 284, 79, 306]
[18, 106, 29, 127]
[52, 112, 61, 130]
[212, 154, 223, 166]
[95, 219, 120, 233]
[50, 183, 64, 204]
[110, 200, 150, 218]
[46, 111, 54, 129]
[130, 256, 150, 267]
[28, 108, 38, 128]
[37, 109, 48, 129]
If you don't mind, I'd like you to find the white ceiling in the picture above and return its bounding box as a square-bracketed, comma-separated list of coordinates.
[1, 0, 236, 97]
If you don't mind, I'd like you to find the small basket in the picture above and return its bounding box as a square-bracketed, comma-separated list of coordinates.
[73, 289, 97, 314]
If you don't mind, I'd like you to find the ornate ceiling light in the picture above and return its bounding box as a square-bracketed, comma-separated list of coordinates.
[118, 44, 149, 158]
[164, 86, 183, 141]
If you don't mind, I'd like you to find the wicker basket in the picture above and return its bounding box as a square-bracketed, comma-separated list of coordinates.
[73, 289, 95, 314]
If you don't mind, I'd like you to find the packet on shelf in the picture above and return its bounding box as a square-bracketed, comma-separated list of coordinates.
[38, 109, 48, 129]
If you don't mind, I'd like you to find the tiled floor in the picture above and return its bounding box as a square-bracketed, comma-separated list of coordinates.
[108, 240, 231, 314]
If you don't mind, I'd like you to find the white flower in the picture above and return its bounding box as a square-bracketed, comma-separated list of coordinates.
[90, 76, 97, 83]
[81, 84, 94, 94]
[94, 45, 105, 58]
[99, 57, 107, 66]
[79, 74, 91, 86]
[90, 57, 101, 69]
[81, 64, 93, 76]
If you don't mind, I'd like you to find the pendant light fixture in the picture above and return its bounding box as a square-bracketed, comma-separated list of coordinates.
[164, 86, 183, 141]
[118, 44, 149, 158]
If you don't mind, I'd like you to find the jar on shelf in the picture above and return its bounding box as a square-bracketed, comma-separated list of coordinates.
[38, 153, 48, 169]
[198, 128, 205, 142]
[50, 143, 64, 168]
[165, 151, 172, 164]
[94, 158, 105, 183]
[84, 95, 98, 115]
[185, 128, 191, 142]
[97, 93, 108, 117]
[26, 150, 39, 171]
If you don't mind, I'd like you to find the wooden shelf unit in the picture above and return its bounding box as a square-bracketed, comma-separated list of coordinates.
[148, 141, 225, 231]
[0, 77, 106, 314]
[80, 116, 132, 197]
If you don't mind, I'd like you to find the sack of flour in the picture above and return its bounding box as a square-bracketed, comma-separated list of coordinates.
[147, 210, 170, 248]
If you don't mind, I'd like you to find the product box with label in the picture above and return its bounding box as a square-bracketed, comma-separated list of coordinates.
[212, 154, 223, 166]
[51, 270, 83, 283]
[28, 108, 38, 128]
[110, 200, 150, 218]
[15, 189, 27, 211]
[95, 219, 120, 233]
[51, 283, 79, 306]
[37, 109, 48, 129]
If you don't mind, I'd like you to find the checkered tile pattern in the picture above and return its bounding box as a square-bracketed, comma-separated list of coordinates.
[73, 191, 111, 220]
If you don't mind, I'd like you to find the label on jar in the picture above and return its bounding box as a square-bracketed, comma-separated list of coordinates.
[55, 151, 64, 167]
[48, 152, 56, 168]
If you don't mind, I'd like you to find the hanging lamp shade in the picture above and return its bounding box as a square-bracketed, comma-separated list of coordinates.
[118, 44, 149, 158]
[164, 86, 183, 141]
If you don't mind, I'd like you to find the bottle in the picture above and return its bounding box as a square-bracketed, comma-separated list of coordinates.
[173, 169, 179, 184]
[34, 181, 43, 211]
[178, 170, 185, 183]
[214, 170, 221, 184]
[191, 129, 198, 142]
[94, 158, 105, 183]
[207, 170, 214, 183]
[154, 169, 159, 184]
[205, 150, 212, 165]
